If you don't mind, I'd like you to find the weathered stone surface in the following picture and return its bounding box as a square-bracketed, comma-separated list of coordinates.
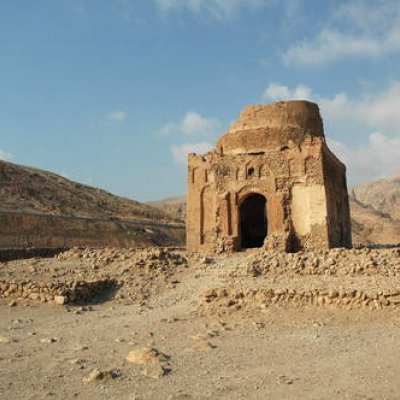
[54, 295, 67, 305]
[142, 363, 168, 379]
[83, 369, 119, 383]
[0, 247, 188, 306]
[187, 100, 352, 253]
[186, 341, 216, 352]
[126, 347, 169, 365]
[0, 336, 11, 344]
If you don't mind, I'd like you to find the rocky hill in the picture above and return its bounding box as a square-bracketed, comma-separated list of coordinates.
[148, 196, 187, 222]
[151, 175, 400, 247]
[0, 160, 175, 222]
[349, 175, 400, 246]
[0, 160, 184, 248]
[350, 175, 400, 222]
[350, 199, 400, 246]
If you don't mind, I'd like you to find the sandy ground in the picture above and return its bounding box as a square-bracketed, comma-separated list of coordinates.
[1, 249, 400, 400]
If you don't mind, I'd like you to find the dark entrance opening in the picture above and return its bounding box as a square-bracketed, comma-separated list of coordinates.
[240, 194, 267, 248]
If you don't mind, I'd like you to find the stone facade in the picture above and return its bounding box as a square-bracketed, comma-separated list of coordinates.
[187, 100, 352, 253]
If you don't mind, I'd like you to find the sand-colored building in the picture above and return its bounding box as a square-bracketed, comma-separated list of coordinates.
[187, 100, 352, 253]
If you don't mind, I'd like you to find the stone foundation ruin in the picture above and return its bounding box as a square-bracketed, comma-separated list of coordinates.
[187, 100, 352, 253]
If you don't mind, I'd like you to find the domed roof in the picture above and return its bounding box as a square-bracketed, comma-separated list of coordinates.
[217, 100, 324, 155]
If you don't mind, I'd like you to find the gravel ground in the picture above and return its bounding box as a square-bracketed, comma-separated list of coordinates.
[1, 247, 400, 400]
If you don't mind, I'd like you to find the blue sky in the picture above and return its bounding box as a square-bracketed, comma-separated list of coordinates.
[1, 0, 400, 201]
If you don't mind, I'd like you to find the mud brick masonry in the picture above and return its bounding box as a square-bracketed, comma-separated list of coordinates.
[187, 100, 352, 253]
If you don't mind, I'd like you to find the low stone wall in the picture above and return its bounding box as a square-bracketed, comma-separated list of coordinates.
[201, 287, 400, 311]
[0, 211, 185, 249]
[0, 278, 118, 305]
[0, 247, 67, 263]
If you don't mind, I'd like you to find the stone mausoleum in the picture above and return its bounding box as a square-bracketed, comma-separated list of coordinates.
[186, 100, 352, 253]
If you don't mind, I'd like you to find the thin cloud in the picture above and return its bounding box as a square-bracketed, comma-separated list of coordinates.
[160, 111, 219, 137]
[284, 28, 400, 66]
[107, 110, 127, 122]
[162, 111, 219, 165]
[329, 133, 400, 185]
[263, 81, 400, 132]
[283, 0, 400, 65]
[154, 0, 269, 19]
[0, 148, 13, 161]
[171, 142, 213, 164]
[263, 83, 312, 101]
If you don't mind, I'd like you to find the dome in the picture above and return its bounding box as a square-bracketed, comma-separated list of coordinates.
[217, 100, 324, 155]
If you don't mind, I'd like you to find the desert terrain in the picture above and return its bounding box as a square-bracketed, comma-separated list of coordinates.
[1, 246, 400, 399]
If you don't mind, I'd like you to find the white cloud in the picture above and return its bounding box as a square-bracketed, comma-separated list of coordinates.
[263, 81, 400, 184]
[84, 177, 94, 185]
[263, 83, 312, 101]
[107, 110, 127, 122]
[60, 172, 70, 180]
[264, 81, 400, 132]
[171, 142, 213, 164]
[160, 111, 219, 137]
[0, 148, 13, 161]
[319, 82, 400, 133]
[331, 1, 400, 35]
[329, 133, 400, 184]
[284, 28, 400, 66]
[181, 111, 218, 135]
[283, 0, 400, 65]
[162, 111, 219, 164]
[154, 0, 268, 19]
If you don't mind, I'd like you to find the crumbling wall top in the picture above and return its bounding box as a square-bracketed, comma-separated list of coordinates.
[217, 100, 324, 155]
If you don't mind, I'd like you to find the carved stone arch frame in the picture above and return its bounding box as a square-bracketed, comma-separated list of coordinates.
[235, 185, 266, 225]
[235, 185, 270, 248]
[199, 184, 214, 245]
[235, 166, 246, 181]
[258, 163, 274, 179]
[244, 160, 258, 179]
[191, 167, 198, 184]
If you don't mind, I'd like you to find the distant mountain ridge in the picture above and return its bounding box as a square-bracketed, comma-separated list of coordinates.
[0, 160, 176, 223]
[148, 196, 187, 222]
[350, 175, 400, 222]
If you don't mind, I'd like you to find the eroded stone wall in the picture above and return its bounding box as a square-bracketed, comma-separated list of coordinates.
[323, 146, 352, 247]
[187, 101, 351, 253]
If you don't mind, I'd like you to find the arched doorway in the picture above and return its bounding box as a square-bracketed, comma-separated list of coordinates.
[239, 194, 267, 248]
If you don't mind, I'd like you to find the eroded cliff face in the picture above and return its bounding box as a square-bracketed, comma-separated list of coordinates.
[0, 160, 184, 249]
[351, 175, 400, 222]
[187, 100, 351, 253]
[0, 212, 185, 249]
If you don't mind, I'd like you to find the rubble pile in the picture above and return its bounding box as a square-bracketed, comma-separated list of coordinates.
[57, 247, 187, 279]
[200, 286, 400, 312]
[1, 245, 400, 311]
[0, 247, 188, 305]
[242, 248, 400, 277]
[199, 247, 400, 314]
[0, 278, 116, 305]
